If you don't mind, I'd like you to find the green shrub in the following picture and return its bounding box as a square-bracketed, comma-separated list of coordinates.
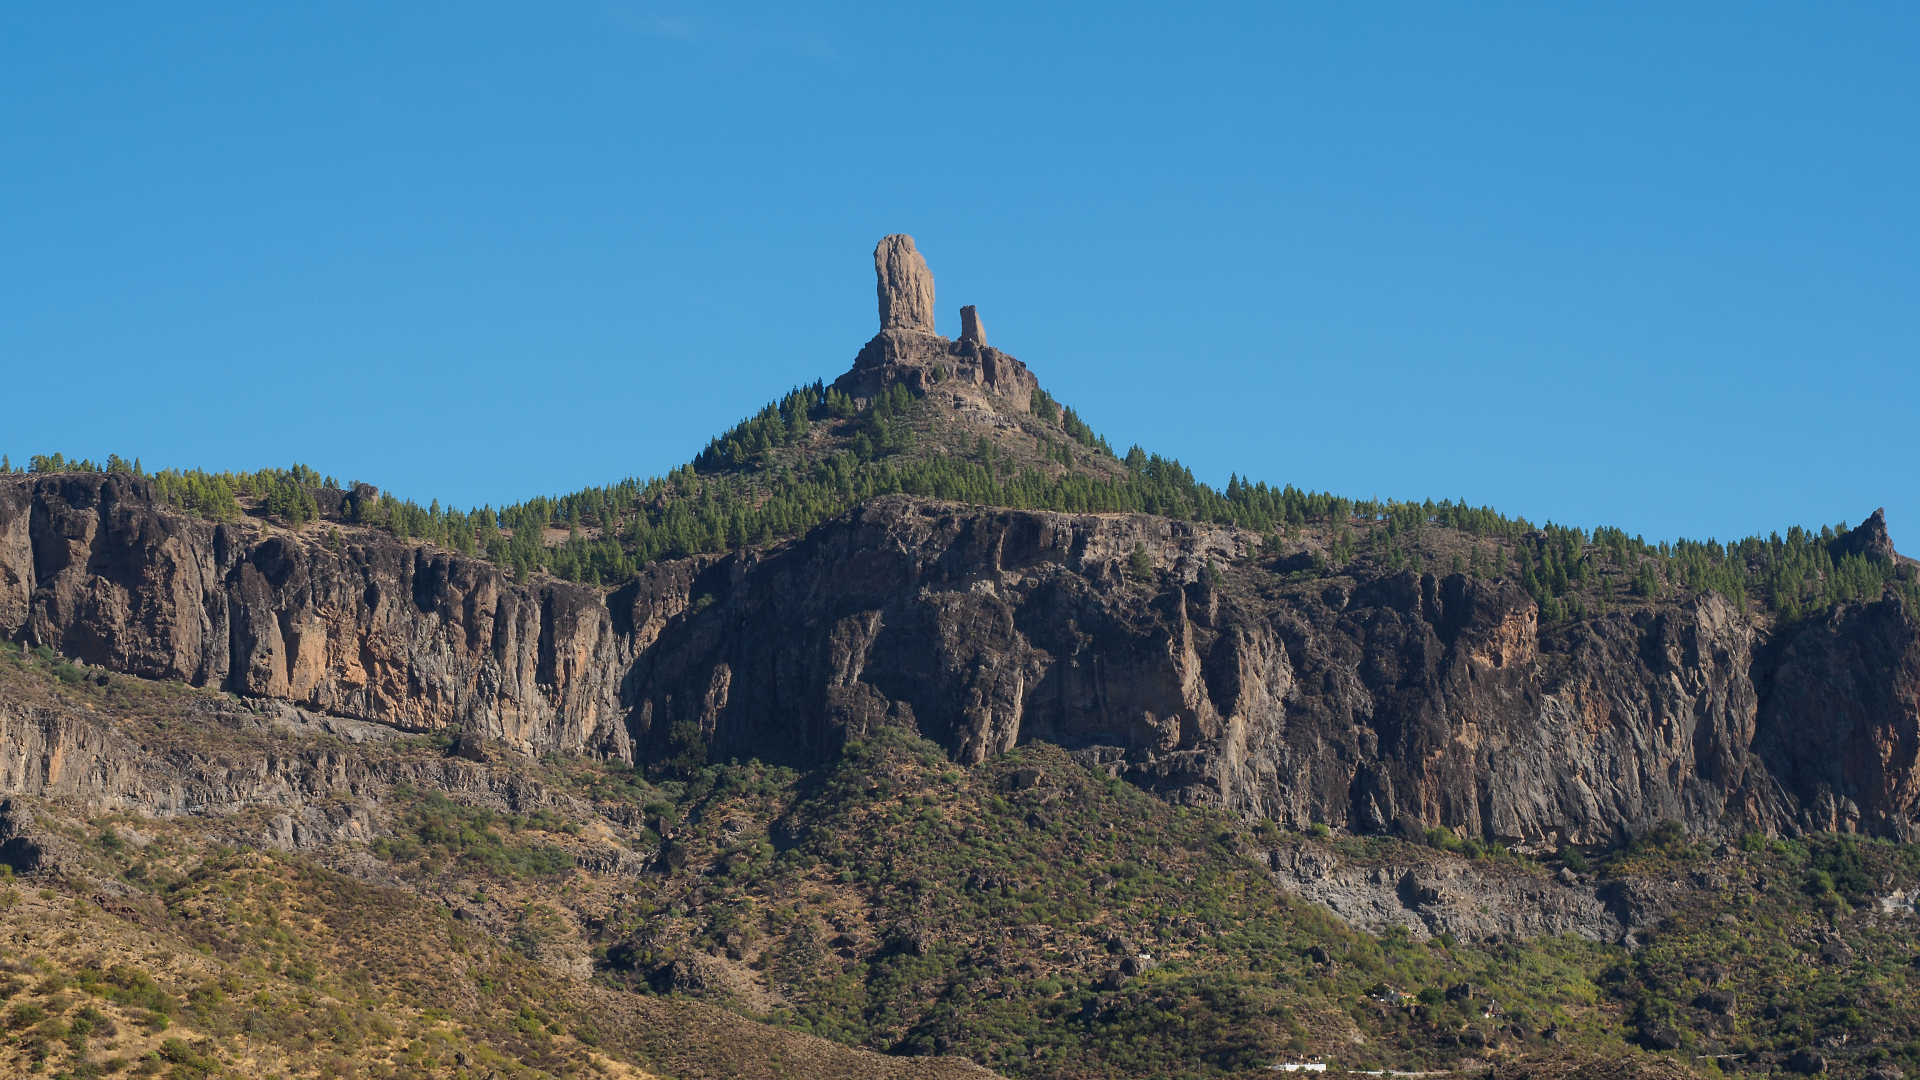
[373, 791, 573, 878]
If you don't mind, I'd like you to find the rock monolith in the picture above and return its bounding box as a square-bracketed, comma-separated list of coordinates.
[959, 305, 987, 346]
[875, 234, 935, 332]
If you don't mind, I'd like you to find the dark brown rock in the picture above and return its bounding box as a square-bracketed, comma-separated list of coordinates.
[455, 726, 488, 762]
[1831, 508, 1899, 565]
[10, 471, 1920, 886]
[959, 304, 986, 346]
[999, 768, 1044, 791]
[1757, 589, 1920, 837]
[0, 473, 634, 759]
[1789, 1049, 1828, 1074]
[1641, 1024, 1684, 1051]
[1696, 989, 1737, 1014]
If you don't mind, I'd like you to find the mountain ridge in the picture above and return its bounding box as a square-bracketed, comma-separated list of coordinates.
[9, 236, 1920, 1079]
[6, 234, 1920, 847]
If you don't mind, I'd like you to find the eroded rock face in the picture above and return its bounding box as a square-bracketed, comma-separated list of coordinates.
[835, 325, 1039, 418]
[875, 234, 936, 333]
[0, 473, 632, 758]
[1266, 840, 1625, 943]
[624, 496, 1881, 845]
[838, 239, 1038, 415]
[959, 305, 987, 346]
[1756, 592, 1920, 837]
[8, 475, 1920, 847]
[1830, 508, 1901, 565]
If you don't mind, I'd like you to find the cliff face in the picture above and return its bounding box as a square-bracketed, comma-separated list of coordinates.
[0, 473, 633, 759]
[629, 496, 1908, 845]
[8, 472, 1920, 845]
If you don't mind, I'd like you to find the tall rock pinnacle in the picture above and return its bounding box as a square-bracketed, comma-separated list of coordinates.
[839, 233, 1037, 409]
[875, 234, 936, 332]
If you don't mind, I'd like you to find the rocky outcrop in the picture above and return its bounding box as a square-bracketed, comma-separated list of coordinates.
[1266, 840, 1619, 943]
[1831, 508, 1903, 565]
[624, 497, 1253, 770]
[876, 234, 936, 333]
[0, 668, 631, 880]
[1263, 838, 1766, 946]
[0, 473, 632, 758]
[10, 472, 1920, 847]
[835, 325, 1040, 419]
[959, 305, 987, 346]
[1755, 590, 1920, 837]
[838, 237, 1039, 416]
[624, 497, 1867, 845]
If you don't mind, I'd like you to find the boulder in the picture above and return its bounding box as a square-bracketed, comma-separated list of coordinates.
[1695, 989, 1737, 1015]
[1789, 1049, 1828, 1075]
[999, 768, 1044, 792]
[454, 727, 488, 763]
[1640, 1024, 1683, 1051]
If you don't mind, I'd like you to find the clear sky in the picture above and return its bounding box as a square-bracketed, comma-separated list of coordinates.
[3, 4, 1916, 546]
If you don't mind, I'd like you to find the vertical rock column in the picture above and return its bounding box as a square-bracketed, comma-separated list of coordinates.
[959, 304, 987, 346]
[875, 234, 936, 332]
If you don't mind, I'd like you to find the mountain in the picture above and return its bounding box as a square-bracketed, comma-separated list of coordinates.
[4, 236, 1920, 1079]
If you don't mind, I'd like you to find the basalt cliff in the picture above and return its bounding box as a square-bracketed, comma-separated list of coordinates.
[4, 234, 1919, 853]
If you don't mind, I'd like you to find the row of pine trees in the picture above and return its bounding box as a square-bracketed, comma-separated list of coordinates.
[7, 380, 1916, 625]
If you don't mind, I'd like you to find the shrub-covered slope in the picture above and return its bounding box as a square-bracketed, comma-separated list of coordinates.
[6, 640, 1920, 1078]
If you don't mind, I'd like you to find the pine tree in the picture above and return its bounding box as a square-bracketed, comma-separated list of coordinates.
[1634, 560, 1660, 599]
[1129, 543, 1153, 583]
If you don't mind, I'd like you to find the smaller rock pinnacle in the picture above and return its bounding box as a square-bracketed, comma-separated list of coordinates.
[959, 305, 987, 347]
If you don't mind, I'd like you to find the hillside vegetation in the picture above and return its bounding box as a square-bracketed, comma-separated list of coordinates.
[6, 644, 1920, 1079]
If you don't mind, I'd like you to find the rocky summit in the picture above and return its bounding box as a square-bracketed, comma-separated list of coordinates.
[5, 236, 1920, 1079]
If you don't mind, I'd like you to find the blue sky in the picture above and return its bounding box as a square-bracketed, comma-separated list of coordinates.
[3, 4, 1916, 546]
